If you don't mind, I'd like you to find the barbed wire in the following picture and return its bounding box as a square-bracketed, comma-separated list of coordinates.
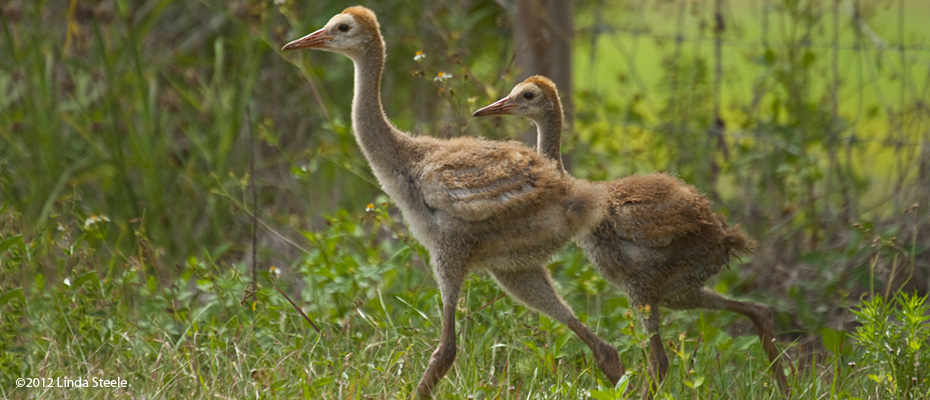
[574, 0, 930, 156]
[589, 26, 930, 55]
[590, 118, 927, 149]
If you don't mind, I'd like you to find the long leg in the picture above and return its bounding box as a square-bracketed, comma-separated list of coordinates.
[416, 255, 466, 398]
[669, 288, 787, 393]
[640, 301, 667, 400]
[490, 267, 625, 384]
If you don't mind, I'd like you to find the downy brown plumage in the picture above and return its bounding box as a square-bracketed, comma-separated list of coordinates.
[282, 8, 624, 397]
[474, 75, 787, 396]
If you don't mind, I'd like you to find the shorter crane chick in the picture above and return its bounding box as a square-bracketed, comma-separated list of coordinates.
[474, 76, 787, 397]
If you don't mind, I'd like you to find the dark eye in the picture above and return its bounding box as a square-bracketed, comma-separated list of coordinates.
[523, 92, 534, 100]
[338, 23, 350, 32]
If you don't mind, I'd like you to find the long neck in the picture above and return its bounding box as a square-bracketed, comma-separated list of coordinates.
[535, 108, 565, 171]
[349, 45, 410, 174]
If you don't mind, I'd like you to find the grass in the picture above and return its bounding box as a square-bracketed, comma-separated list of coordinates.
[2, 0, 929, 399]
[1, 203, 924, 399]
[570, 0, 930, 212]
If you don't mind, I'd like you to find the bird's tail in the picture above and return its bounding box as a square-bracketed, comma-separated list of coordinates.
[719, 217, 756, 263]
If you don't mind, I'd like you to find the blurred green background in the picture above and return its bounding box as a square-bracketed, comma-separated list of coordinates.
[1, 0, 929, 398]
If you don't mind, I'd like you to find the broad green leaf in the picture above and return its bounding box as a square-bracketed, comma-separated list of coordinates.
[0, 287, 25, 306]
[0, 234, 25, 254]
[73, 271, 100, 288]
[589, 390, 614, 400]
[821, 327, 846, 355]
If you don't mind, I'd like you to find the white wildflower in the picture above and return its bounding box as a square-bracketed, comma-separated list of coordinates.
[83, 214, 110, 229]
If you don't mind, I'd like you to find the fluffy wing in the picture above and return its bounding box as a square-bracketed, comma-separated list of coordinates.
[605, 173, 716, 247]
[417, 138, 558, 222]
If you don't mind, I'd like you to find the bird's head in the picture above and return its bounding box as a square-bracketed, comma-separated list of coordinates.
[282, 6, 383, 59]
[472, 75, 561, 120]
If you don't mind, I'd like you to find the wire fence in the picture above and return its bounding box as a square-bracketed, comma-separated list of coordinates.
[523, 1, 929, 289]
[2, 0, 925, 288]
[574, 1, 928, 183]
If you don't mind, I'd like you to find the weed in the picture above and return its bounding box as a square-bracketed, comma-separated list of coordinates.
[852, 292, 930, 399]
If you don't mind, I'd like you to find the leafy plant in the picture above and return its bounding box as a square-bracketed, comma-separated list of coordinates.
[852, 292, 930, 399]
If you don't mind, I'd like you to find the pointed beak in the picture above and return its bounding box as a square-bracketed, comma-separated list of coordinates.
[472, 97, 516, 117]
[282, 28, 333, 51]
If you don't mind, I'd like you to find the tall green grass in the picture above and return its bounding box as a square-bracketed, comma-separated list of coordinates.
[0, 1, 268, 260]
[2, 1, 929, 399]
[2, 204, 927, 399]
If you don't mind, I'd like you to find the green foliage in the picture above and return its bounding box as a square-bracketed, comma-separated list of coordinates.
[0, 203, 797, 399]
[852, 292, 930, 399]
[0, 204, 615, 399]
[3, 194, 927, 399]
[2, 0, 929, 399]
[0, 0, 267, 258]
[0, 0, 514, 261]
